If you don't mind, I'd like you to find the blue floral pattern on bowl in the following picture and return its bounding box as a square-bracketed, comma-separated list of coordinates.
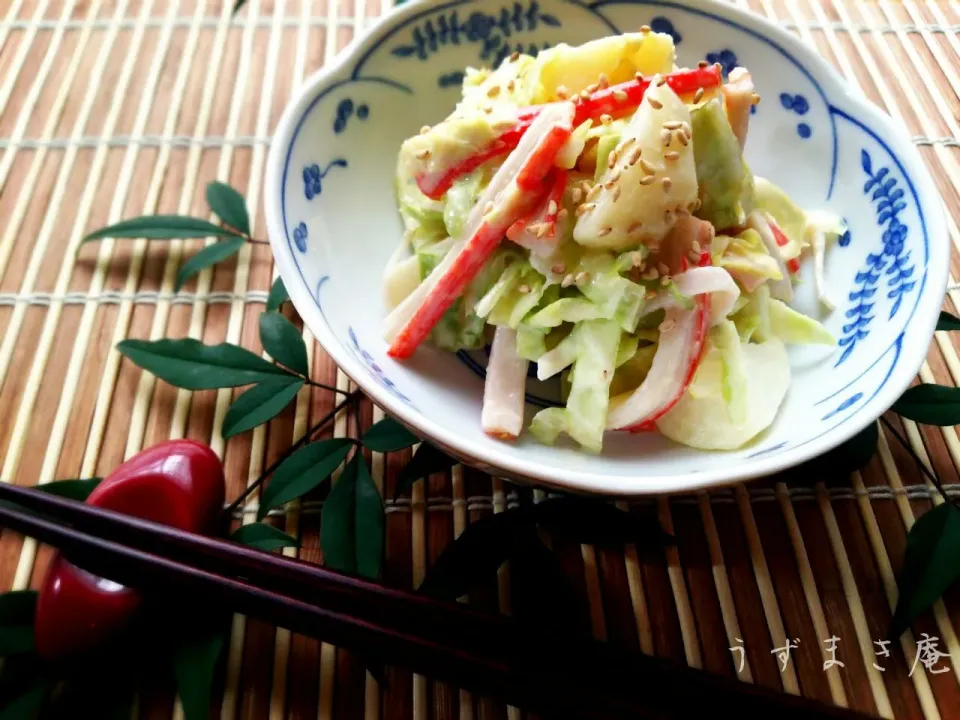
[836, 148, 915, 366]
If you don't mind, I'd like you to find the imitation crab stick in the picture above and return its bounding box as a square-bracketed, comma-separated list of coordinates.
[768, 219, 801, 274]
[506, 168, 568, 253]
[385, 102, 576, 359]
[415, 65, 722, 200]
[481, 326, 529, 439]
[607, 251, 717, 432]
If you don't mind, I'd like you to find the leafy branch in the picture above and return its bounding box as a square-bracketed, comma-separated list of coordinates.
[83, 182, 271, 291]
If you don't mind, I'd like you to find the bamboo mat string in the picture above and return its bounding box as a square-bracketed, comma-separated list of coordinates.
[491, 477, 522, 720]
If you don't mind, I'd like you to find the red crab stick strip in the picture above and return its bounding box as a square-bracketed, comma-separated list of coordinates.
[386, 102, 576, 359]
[768, 220, 801, 274]
[506, 168, 567, 251]
[416, 66, 722, 200]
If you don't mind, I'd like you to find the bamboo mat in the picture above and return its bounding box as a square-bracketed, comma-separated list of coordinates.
[2, 0, 960, 717]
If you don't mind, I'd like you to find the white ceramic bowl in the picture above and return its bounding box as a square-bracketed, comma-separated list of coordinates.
[265, 0, 948, 496]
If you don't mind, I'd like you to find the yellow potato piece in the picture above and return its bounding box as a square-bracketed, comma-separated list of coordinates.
[534, 32, 675, 103]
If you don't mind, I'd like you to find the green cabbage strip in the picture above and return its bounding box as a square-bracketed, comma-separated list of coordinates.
[529, 319, 620, 453]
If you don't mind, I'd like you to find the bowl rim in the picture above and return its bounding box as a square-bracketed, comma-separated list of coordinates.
[265, 0, 949, 497]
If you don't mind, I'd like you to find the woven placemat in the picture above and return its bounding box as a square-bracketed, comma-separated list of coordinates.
[1, 0, 960, 717]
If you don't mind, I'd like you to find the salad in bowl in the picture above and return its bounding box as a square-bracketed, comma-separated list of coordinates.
[381, 29, 845, 455]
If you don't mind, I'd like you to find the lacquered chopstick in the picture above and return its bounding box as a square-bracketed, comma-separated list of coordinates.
[0, 485, 879, 719]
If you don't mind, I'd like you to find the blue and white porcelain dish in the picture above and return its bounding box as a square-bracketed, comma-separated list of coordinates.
[264, 0, 948, 496]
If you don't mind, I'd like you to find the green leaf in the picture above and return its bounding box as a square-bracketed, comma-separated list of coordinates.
[0, 627, 34, 656]
[530, 497, 674, 549]
[418, 509, 529, 600]
[0, 591, 36, 627]
[892, 384, 960, 426]
[37, 478, 102, 501]
[395, 442, 456, 498]
[258, 439, 353, 520]
[259, 313, 308, 377]
[0, 591, 36, 657]
[173, 629, 225, 720]
[354, 457, 385, 579]
[937, 311, 960, 332]
[0, 675, 51, 720]
[794, 421, 879, 478]
[206, 182, 250, 236]
[889, 503, 960, 639]
[321, 454, 384, 578]
[231, 523, 298, 551]
[117, 337, 291, 390]
[222, 377, 304, 439]
[361, 417, 419, 452]
[83, 215, 241, 242]
[267, 277, 289, 312]
[175, 237, 245, 291]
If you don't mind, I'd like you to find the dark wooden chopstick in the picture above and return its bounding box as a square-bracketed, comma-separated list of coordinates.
[0, 484, 879, 719]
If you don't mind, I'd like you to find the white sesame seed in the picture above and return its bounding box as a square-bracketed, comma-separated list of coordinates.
[586, 185, 602, 201]
[628, 222, 643, 234]
[598, 73, 609, 89]
[662, 177, 673, 192]
[640, 175, 656, 186]
[576, 202, 596, 216]
[420, 125, 431, 134]
[648, 97, 663, 110]
[603, 180, 616, 191]
[556, 85, 569, 98]
[575, 271, 590, 284]
[518, 284, 531, 294]
[698, 60, 709, 69]
[484, 201, 494, 214]
[643, 267, 659, 280]
[613, 89, 628, 102]
[507, 80, 516, 91]
[658, 263, 670, 275]
[751, 92, 761, 105]
[571, 188, 582, 204]
[660, 276, 671, 286]
[547, 200, 558, 215]
[676, 132, 689, 147]
[691, 240, 701, 253]
[693, 87, 704, 103]
[585, 83, 599, 94]
[640, 24, 651, 33]
[661, 129, 672, 146]
[612, 187, 621, 203]
[561, 274, 576, 287]
[607, 151, 617, 169]
[628, 146, 643, 165]
[665, 151, 680, 163]
[639, 158, 655, 174]
[510, 51, 520, 62]
[631, 251, 644, 267]
[600, 113, 612, 125]
[663, 120, 683, 130]
[487, 85, 501, 98]
[551, 263, 566, 274]
[556, 208, 568, 221]
[579, 89, 591, 100]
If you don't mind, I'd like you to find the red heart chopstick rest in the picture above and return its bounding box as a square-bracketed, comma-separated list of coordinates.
[34, 439, 225, 659]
